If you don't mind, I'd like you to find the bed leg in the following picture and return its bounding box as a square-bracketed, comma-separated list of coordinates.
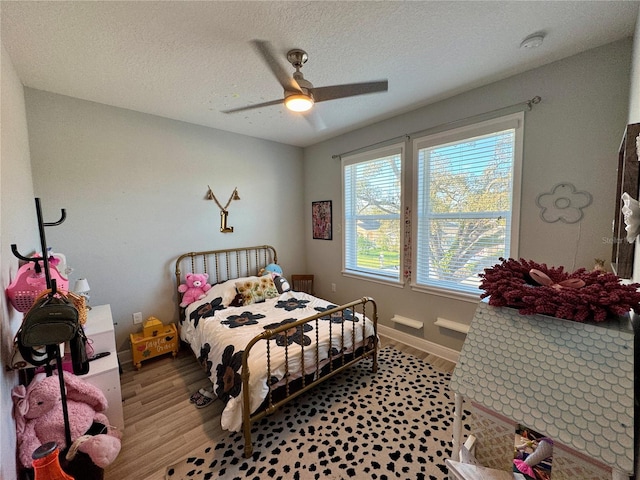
[244, 425, 253, 458]
[243, 442, 253, 459]
[241, 351, 254, 458]
[243, 420, 253, 458]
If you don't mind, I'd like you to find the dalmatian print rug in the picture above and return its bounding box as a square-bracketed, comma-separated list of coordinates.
[165, 347, 469, 480]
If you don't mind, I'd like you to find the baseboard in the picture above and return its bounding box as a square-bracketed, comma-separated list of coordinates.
[117, 349, 132, 367]
[378, 324, 460, 364]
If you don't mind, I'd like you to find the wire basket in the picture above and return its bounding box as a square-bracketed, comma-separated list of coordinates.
[6, 262, 69, 313]
[35, 289, 87, 325]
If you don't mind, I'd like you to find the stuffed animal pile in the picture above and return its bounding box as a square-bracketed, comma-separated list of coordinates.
[258, 263, 290, 293]
[178, 273, 211, 307]
[12, 371, 121, 470]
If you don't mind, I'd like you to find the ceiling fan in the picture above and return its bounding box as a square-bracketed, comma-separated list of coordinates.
[222, 40, 388, 117]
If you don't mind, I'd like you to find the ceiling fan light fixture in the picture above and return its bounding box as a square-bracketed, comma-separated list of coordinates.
[285, 93, 314, 112]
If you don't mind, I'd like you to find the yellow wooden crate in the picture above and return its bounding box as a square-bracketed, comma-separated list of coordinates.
[130, 322, 179, 369]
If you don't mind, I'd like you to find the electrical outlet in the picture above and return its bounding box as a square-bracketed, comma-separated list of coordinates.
[133, 312, 143, 324]
[331, 283, 336, 292]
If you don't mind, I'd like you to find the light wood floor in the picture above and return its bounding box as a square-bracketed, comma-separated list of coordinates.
[104, 337, 456, 480]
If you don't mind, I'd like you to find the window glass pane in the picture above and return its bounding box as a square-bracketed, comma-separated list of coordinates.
[421, 216, 509, 289]
[414, 115, 522, 294]
[343, 146, 403, 281]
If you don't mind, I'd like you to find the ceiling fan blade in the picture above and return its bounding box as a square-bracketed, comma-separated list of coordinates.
[222, 98, 283, 114]
[312, 80, 388, 103]
[302, 109, 327, 131]
[251, 40, 302, 93]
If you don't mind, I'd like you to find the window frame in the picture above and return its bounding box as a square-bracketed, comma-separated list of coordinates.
[410, 112, 524, 300]
[341, 142, 405, 286]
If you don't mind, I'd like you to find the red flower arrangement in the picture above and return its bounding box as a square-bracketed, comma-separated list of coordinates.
[479, 258, 640, 322]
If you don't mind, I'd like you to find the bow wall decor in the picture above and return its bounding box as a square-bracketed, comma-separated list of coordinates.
[207, 186, 240, 233]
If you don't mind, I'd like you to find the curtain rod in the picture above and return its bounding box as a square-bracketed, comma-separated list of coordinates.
[332, 95, 541, 160]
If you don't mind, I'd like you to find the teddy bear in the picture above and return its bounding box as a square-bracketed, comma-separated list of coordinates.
[178, 273, 211, 307]
[12, 371, 121, 470]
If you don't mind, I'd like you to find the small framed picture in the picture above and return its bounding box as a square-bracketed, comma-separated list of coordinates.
[312, 200, 332, 240]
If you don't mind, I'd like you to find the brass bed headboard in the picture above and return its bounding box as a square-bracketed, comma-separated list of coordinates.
[174, 245, 278, 288]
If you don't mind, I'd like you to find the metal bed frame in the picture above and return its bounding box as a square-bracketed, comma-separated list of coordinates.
[175, 245, 378, 457]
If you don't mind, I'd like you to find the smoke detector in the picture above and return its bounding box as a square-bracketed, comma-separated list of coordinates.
[520, 33, 545, 49]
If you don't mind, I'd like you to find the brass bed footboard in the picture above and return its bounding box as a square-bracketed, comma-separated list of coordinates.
[240, 297, 378, 458]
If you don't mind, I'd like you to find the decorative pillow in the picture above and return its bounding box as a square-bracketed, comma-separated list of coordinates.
[273, 276, 291, 294]
[236, 276, 279, 305]
[196, 282, 232, 308]
[203, 277, 256, 307]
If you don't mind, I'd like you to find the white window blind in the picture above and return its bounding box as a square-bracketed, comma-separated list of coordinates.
[343, 143, 404, 282]
[413, 113, 523, 294]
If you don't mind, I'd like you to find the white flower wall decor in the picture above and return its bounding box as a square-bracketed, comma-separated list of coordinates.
[536, 182, 592, 224]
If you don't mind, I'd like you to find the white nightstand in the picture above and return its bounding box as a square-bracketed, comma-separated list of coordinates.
[82, 304, 124, 433]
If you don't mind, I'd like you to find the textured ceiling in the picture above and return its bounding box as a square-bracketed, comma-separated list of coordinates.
[1, 1, 638, 147]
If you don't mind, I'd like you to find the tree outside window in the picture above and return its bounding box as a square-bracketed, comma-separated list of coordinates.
[414, 113, 523, 295]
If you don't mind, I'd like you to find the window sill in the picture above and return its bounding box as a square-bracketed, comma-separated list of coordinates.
[410, 283, 482, 303]
[342, 271, 405, 288]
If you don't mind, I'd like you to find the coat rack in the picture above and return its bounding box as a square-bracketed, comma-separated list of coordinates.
[11, 198, 73, 449]
[12, 198, 66, 295]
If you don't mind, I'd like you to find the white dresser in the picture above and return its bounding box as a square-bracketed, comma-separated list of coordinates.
[82, 304, 124, 433]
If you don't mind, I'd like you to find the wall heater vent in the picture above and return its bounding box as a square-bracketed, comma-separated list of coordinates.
[391, 315, 423, 330]
[434, 317, 470, 334]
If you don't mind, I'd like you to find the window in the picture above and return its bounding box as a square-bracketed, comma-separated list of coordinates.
[342, 143, 404, 282]
[413, 113, 523, 295]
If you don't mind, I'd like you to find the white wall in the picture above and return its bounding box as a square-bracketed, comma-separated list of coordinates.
[0, 42, 39, 480]
[629, 6, 640, 283]
[25, 90, 305, 351]
[629, 5, 640, 124]
[304, 39, 633, 352]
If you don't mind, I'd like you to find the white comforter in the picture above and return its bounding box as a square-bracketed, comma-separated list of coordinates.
[181, 289, 376, 432]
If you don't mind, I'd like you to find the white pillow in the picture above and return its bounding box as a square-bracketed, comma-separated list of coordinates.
[192, 276, 260, 308]
[198, 278, 242, 307]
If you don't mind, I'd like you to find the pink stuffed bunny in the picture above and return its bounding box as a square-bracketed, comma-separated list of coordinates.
[178, 273, 211, 307]
[12, 371, 121, 469]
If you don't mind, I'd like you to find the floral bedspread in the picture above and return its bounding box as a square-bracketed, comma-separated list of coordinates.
[181, 290, 376, 432]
